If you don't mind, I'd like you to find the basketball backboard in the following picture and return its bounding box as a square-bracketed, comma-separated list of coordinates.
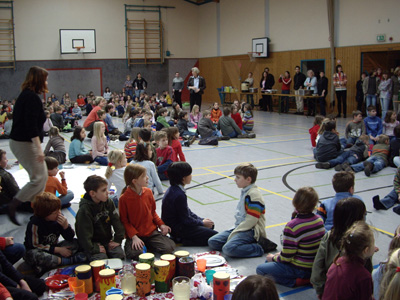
[59, 29, 96, 54]
[252, 37, 269, 58]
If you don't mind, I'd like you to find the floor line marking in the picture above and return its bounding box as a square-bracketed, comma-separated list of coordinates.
[265, 222, 287, 229]
[371, 226, 394, 237]
[194, 155, 313, 169]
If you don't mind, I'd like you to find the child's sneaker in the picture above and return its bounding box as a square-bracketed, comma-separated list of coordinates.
[342, 162, 352, 172]
[189, 136, 196, 145]
[315, 162, 330, 169]
[334, 163, 343, 171]
[72, 252, 88, 264]
[258, 237, 277, 253]
[372, 195, 386, 210]
[247, 133, 256, 138]
[363, 161, 374, 177]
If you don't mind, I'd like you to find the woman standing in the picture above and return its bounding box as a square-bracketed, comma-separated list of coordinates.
[391, 67, 400, 114]
[9, 66, 48, 225]
[260, 71, 269, 111]
[378, 71, 392, 120]
[279, 71, 292, 113]
[333, 65, 347, 118]
[317, 71, 328, 116]
[245, 72, 254, 107]
[187, 67, 206, 111]
[304, 70, 318, 116]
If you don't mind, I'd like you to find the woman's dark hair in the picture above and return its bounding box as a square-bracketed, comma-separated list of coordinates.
[71, 126, 84, 142]
[21, 66, 49, 94]
[285, 70, 291, 78]
[232, 275, 279, 300]
[167, 162, 192, 186]
[329, 197, 366, 248]
[384, 110, 395, 124]
[336, 65, 343, 73]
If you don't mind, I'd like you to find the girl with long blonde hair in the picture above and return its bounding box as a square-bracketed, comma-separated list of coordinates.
[91, 121, 108, 166]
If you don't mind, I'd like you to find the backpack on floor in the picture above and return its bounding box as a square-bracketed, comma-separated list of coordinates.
[198, 136, 218, 146]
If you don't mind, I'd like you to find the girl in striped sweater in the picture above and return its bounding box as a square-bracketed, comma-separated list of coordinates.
[242, 104, 254, 132]
[256, 186, 325, 287]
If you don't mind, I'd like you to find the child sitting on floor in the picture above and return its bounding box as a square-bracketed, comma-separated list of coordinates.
[208, 163, 277, 257]
[105, 150, 127, 207]
[242, 104, 255, 132]
[75, 175, 125, 261]
[124, 128, 140, 163]
[383, 110, 399, 141]
[256, 186, 325, 288]
[177, 111, 197, 142]
[91, 121, 109, 166]
[198, 110, 224, 139]
[342, 110, 365, 147]
[232, 275, 279, 300]
[156, 107, 170, 130]
[311, 197, 368, 298]
[218, 106, 255, 138]
[44, 127, 67, 165]
[372, 167, 400, 214]
[316, 134, 369, 170]
[231, 104, 243, 131]
[349, 134, 390, 177]
[44, 157, 74, 208]
[161, 162, 218, 246]
[139, 128, 157, 164]
[167, 127, 186, 160]
[211, 102, 222, 124]
[119, 164, 175, 259]
[317, 171, 363, 231]
[189, 104, 202, 126]
[315, 120, 342, 162]
[309, 115, 324, 148]
[364, 105, 383, 145]
[69, 126, 94, 164]
[322, 221, 375, 300]
[24, 192, 86, 274]
[154, 131, 174, 180]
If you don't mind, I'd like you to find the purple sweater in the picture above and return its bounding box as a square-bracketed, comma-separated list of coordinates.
[273, 213, 325, 270]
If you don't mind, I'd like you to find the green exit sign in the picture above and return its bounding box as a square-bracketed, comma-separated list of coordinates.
[377, 34, 386, 42]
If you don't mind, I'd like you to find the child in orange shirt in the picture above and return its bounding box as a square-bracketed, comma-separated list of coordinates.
[211, 102, 222, 124]
[309, 115, 324, 148]
[44, 157, 74, 208]
[119, 164, 175, 260]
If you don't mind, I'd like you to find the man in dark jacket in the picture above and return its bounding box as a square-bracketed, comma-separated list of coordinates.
[317, 71, 329, 116]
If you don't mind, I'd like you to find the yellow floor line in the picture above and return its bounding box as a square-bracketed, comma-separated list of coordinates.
[202, 168, 293, 201]
[194, 154, 313, 169]
[265, 222, 287, 229]
[371, 226, 394, 237]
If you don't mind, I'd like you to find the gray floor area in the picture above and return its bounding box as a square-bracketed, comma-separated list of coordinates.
[1, 109, 397, 299]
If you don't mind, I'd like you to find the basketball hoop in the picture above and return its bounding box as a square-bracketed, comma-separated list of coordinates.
[247, 52, 261, 62]
[75, 46, 85, 52]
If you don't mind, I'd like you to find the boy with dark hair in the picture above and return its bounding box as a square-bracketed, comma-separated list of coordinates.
[139, 128, 157, 164]
[343, 110, 366, 146]
[104, 104, 121, 136]
[364, 105, 382, 145]
[75, 175, 125, 261]
[177, 111, 197, 143]
[116, 100, 125, 117]
[372, 167, 400, 214]
[197, 110, 225, 139]
[315, 120, 342, 162]
[156, 107, 170, 130]
[316, 171, 362, 231]
[154, 131, 174, 180]
[135, 110, 152, 128]
[316, 134, 369, 170]
[50, 106, 64, 130]
[24, 192, 86, 274]
[208, 163, 277, 257]
[349, 134, 390, 176]
[44, 157, 74, 208]
[218, 107, 256, 138]
[161, 162, 218, 246]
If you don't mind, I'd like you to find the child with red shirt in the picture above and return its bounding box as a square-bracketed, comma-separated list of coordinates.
[231, 104, 243, 130]
[155, 131, 175, 180]
[211, 102, 222, 124]
[44, 157, 74, 208]
[309, 115, 324, 148]
[167, 127, 186, 162]
[119, 164, 175, 260]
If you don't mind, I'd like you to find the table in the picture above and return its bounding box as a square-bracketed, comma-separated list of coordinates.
[261, 92, 321, 114]
[220, 92, 237, 104]
[239, 92, 259, 106]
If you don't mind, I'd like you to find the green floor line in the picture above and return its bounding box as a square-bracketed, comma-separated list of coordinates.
[187, 195, 239, 206]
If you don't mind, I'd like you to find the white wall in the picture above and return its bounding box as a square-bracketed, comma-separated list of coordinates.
[198, 2, 218, 58]
[13, 0, 199, 60]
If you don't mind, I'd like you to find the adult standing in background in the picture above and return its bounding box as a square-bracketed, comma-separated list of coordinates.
[378, 71, 392, 120]
[391, 67, 400, 114]
[260, 67, 275, 112]
[187, 67, 206, 111]
[245, 72, 254, 107]
[294, 66, 306, 115]
[356, 72, 367, 113]
[363, 69, 380, 115]
[317, 71, 328, 116]
[123, 75, 133, 98]
[172, 72, 184, 108]
[133, 72, 147, 99]
[304, 70, 318, 116]
[278, 71, 291, 113]
[8, 66, 48, 225]
[333, 65, 347, 118]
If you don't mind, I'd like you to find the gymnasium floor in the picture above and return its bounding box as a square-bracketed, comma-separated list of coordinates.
[0, 109, 397, 300]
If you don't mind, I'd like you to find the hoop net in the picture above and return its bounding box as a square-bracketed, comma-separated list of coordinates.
[247, 52, 261, 62]
[75, 47, 85, 52]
